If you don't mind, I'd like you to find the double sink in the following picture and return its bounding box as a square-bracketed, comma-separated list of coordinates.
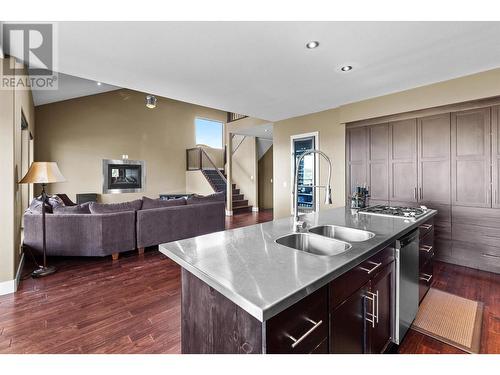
[275, 225, 375, 257]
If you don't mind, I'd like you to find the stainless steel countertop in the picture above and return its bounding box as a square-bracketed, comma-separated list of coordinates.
[159, 206, 436, 322]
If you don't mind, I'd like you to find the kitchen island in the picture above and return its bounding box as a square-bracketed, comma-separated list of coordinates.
[159, 206, 436, 354]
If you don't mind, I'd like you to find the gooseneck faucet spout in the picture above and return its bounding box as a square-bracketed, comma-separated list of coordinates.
[293, 149, 333, 232]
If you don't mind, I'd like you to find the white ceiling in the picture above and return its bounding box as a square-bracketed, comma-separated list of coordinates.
[9, 22, 500, 120]
[32, 73, 119, 106]
[235, 123, 273, 139]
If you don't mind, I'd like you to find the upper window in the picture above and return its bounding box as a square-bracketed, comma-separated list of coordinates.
[195, 118, 224, 149]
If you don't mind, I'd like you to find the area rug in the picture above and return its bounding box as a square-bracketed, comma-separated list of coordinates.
[411, 288, 483, 353]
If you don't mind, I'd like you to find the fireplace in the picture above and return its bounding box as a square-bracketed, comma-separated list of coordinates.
[102, 159, 145, 194]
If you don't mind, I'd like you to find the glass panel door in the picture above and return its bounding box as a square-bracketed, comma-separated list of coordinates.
[293, 136, 316, 213]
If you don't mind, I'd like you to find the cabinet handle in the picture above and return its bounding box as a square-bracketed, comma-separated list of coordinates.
[286, 318, 323, 349]
[482, 253, 500, 259]
[419, 224, 433, 230]
[414, 187, 417, 200]
[365, 291, 378, 328]
[420, 245, 433, 253]
[359, 261, 382, 274]
[419, 273, 433, 283]
[419, 187, 423, 200]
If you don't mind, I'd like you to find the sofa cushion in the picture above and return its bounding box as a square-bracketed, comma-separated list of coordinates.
[141, 196, 186, 210]
[186, 192, 225, 205]
[89, 199, 143, 214]
[26, 195, 65, 214]
[53, 201, 91, 215]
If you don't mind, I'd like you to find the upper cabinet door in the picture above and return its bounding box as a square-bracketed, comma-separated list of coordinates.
[389, 119, 418, 203]
[417, 114, 451, 205]
[451, 108, 491, 208]
[368, 124, 389, 204]
[492, 106, 500, 209]
[347, 127, 368, 201]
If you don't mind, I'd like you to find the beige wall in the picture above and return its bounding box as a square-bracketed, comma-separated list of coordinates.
[232, 136, 258, 208]
[35, 89, 226, 203]
[186, 170, 215, 196]
[0, 57, 35, 285]
[258, 145, 273, 209]
[273, 108, 345, 218]
[273, 67, 500, 219]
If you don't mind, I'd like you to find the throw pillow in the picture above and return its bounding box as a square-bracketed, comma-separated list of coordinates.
[26, 194, 66, 214]
[53, 201, 91, 215]
[186, 192, 225, 205]
[141, 196, 186, 210]
[89, 199, 143, 214]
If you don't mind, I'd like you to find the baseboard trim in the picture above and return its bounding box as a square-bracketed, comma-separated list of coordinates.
[225, 210, 233, 216]
[0, 253, 25, 296]
[252, 207, 259, 212]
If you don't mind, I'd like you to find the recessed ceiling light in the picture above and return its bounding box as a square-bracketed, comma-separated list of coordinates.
[306, 41, 319, 49]
[97, 82, 102, 86]
[340, 65, 353, 72]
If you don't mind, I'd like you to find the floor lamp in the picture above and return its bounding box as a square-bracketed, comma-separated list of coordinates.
[19, 162, 66, 278]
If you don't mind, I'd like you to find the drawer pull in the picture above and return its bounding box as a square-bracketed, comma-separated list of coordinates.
[359, 261, 382, 274]
[419, 273, 433, 283]
[286, 318, 323, 349]
[420, 245, 433, 253]
[419, 224, 433, 230]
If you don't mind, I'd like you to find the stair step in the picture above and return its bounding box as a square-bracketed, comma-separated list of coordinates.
[232, 189, 240, 195]
[233, 205, 252, 213]
[232, 199, 249, 208]
[232, 194, 244, 201]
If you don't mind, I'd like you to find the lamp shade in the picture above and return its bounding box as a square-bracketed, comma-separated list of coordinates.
[19, 162, 65, 184]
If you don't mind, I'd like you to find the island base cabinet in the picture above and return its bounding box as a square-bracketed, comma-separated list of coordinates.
[330, 261, 394, 354]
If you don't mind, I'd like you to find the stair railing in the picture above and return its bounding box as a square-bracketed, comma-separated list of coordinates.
[231, 134, 247, 155]
[186, 147, 227, 183]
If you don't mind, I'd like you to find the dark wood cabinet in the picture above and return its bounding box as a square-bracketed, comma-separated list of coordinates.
[369, 263, 393, 353]
[451, 108, 491, 208]
[331, 281, 369, 354]
[330, 246, 395, 354]
[418, 218, 435, 303]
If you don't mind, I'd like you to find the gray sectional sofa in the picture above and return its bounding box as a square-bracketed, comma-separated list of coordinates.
[23, 193, 225, 260]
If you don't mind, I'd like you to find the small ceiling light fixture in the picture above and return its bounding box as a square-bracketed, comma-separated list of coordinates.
[340, 65, 353, 72]
[145, 95, 157, 109]
[96, 82, 102, 86]
[306, 41, 320, 49]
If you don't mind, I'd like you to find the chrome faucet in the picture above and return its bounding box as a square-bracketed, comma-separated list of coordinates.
[293, 149, 333, 232]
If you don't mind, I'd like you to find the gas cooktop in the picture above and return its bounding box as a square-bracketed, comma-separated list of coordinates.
[358, 205, 428, 219]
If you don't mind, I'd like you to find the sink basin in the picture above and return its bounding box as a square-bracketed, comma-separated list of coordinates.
[275, 233, 352, 256]
[308, 225, 375, 242]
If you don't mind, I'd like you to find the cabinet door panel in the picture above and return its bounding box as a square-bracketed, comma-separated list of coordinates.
[330, 282, 370, 354]
[451, 108, 491, 207]
[493, 106, 500, 208]
[347, 127, 368, 201]
[418, 114, 451, 205]
[369, 263, 393, 354]
[389, 119, 418, 203]
[368, 124, 389, 201]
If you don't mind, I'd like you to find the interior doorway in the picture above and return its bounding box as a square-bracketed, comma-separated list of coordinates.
[258, 143, 273, 210]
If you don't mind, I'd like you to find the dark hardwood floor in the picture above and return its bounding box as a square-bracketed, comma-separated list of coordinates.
[1, 209, 498, 354]
[398, 261, 500, 354]
[0, 209, 273, 354]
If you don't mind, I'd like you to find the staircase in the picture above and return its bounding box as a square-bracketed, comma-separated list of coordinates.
[202, 169, 252, 214]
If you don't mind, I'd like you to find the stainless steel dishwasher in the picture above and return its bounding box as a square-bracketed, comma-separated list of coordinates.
[393, 229, 419, 344]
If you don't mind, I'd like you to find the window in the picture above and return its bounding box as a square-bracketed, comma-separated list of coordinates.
[195, 118, 223, 149]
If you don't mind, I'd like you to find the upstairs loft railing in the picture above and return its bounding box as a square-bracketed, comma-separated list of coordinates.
[186, 147, 227, 183]
[227, 112, 248, 123]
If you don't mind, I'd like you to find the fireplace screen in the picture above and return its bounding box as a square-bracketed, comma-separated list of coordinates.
[102, 159, 145, 193]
